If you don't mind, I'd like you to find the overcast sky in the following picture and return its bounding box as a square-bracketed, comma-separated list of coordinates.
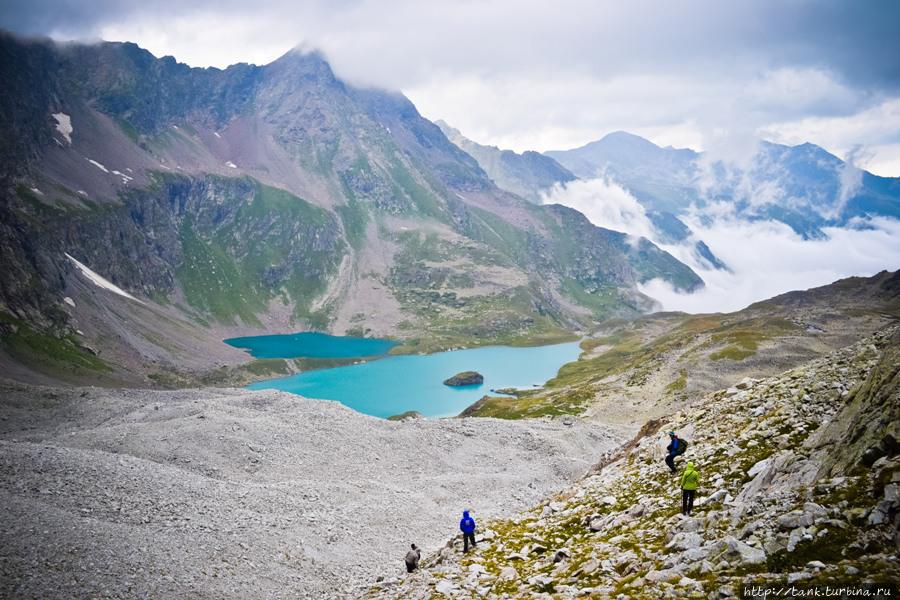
[4, 0, 900, 175]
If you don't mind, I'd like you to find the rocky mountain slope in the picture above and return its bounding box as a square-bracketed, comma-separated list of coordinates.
[371, 326, 900, 598]
[0, 32, 701, 385]
[0, 382, 625, 599]
[436, 121, 575, 204]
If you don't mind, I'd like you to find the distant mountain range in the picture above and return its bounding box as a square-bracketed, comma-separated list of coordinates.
[0, 32, 701, 384]
[439, 126, 900, 278]
[547, 131, 900, 240]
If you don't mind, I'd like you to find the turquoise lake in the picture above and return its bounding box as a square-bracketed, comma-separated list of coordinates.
[244, 341, 582, 418]
[225, 331, 397, 359]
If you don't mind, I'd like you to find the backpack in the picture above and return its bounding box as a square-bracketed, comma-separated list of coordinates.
[676, 439, 689, 456]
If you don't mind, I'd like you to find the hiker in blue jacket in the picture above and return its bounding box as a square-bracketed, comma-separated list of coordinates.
[459, 510, 477, 553]
[666, 432, 683, 473]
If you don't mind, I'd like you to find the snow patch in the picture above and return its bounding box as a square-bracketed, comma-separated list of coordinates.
[225, 161, 237, 169]
[63, 297, 76, 307]
[77, 190, 88, 196]
[112, 170, 133, 184]
[52, 112, 73, 144]
[30, 187, 44, 196]
[87, 158, 109, 173]
[65, 253, 143, 304]
[213, 131, 222, 139]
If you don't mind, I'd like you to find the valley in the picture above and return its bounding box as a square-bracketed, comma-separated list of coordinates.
[0, 24, 899, 600]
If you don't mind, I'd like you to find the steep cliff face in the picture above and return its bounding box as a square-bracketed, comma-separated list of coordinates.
[0, 33, 702, 383]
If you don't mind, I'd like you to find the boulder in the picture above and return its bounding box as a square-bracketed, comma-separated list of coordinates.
[443, 371, 484, 386]
[666, 532, 703, 551]
[719, 536, 766, 565]
[435, 580, 457, 595]
[777, 510, 804, 530]
[499, 566, 518, 581]
[576, 559, 599, 575]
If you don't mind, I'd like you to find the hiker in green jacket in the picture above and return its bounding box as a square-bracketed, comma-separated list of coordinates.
[680, 461, 699, 516]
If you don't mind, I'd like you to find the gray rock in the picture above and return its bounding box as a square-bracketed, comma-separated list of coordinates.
[787, 527, 807, 552]
[666, 532, 703, 551]
[777, 511, 804, 530]
[719, 536, 766, 565]
[645, 569, 680, 583]
[747, 457, 773, 479]
[578, 559, 599, 575]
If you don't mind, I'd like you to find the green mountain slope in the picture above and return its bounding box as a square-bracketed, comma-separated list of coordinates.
[0, 32, 702, 384]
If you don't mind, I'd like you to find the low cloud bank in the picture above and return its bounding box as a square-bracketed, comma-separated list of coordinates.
[544, 178, 900, 314]
[644, 216, 900, 313]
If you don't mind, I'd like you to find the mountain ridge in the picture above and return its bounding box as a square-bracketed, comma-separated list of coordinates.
[0, 32, 701, 385]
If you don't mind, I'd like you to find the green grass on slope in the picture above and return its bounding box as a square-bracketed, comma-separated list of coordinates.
[174, 179, 343, 325]
[464, 314, 804, 419]
[0, 311, 111, 374]
[177, 219, 264, 326]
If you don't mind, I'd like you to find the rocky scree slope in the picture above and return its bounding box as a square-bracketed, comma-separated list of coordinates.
[0, 32, 700, 385]
[371, 327, 900, 598]
[0, 383, 625, 599]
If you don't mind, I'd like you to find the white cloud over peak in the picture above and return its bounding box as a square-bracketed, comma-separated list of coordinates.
[541, 177, 657, 245]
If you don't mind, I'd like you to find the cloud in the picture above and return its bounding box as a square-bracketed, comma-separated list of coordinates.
[541, 177, 657, 245]
[832, 145, 872, 219]
[543, 175, 900, 314]
[2, 1, 900, 173]
[639, 216, 900, 313]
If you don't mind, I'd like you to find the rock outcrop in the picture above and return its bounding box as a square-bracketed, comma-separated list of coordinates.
[444, 371, 484, 386]
[371, 327, 900, 598]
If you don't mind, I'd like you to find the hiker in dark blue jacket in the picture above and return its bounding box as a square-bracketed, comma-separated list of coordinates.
[665, 432, 681, 473]
[459, 510, 477, 553]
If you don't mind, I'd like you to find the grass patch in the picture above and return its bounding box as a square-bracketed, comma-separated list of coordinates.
[0, 312, 110, 374]
[666, 369, 688, 393]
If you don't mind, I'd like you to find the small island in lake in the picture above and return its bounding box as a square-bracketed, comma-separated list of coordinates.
[387, 411, 424, 421]
[443, 371, 484, 386]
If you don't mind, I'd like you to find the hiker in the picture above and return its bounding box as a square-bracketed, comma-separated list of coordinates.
[459, 510, 477, 553]
[404, 543, 421, 573]
[681, 461, 700, 516]
[665, 431, 687, 473]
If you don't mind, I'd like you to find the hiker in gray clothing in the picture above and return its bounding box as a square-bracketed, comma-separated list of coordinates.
[405, 543, 421, 573]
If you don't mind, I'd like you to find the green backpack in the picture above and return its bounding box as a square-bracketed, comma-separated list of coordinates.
[676, 439, 689, 455]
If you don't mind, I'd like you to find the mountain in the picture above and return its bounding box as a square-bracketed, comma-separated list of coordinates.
[0, 33, 701, 384]
[435, 120, 576, 204]
[547, 131, 900, 239]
